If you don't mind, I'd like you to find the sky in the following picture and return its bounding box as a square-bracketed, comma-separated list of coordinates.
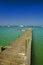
[0, 0, 43, 25]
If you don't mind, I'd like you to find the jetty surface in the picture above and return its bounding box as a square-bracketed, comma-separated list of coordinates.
[0, 28, 32, 65]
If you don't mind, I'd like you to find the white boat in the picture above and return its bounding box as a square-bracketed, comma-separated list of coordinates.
[19, 25, 24, 27]
[8, 25, 10, 27]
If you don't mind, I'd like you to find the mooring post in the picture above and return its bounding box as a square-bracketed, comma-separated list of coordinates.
[25, 37, 29, 55]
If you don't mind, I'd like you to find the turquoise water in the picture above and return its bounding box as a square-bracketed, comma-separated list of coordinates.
[0, 26, 43, 65]
[0, 26, 23, 46]
[31, 27, 43, 65]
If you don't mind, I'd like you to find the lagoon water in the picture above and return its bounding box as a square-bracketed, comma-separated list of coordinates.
[0, 26, 23, 46]
[0, 26, 43, 65]
[32, 27, 43, 65]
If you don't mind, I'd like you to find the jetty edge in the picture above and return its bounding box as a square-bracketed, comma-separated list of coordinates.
[0, 28, 32, 65]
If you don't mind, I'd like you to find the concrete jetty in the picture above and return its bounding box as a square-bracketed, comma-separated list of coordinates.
[0, 28, 32, 65]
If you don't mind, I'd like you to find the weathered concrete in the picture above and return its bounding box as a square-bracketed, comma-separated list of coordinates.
[0, 28, 32, 65]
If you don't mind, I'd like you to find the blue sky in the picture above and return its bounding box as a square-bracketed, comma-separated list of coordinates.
[0, 0, 43, 25]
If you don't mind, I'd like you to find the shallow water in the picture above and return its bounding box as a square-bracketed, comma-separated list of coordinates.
[0, 26, 43, 65]
[0, 26, 23, 46]
[31, 27, 43, 65]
